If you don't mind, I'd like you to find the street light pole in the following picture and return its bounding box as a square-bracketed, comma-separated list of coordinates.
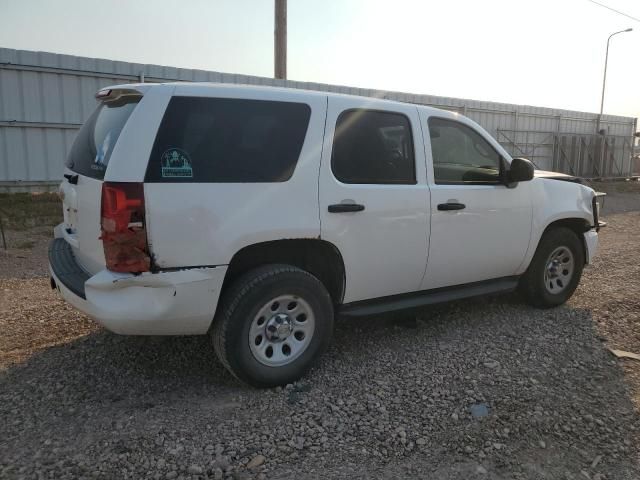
[597, 28, 632, 134]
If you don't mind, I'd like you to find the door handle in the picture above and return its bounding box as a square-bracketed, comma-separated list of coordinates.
[328, 203, 365, 213]
[437, 202, 466, 211]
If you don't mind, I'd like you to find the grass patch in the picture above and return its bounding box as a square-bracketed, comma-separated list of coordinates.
[0, 193, 62, 231]
[14, 240, 35, 250]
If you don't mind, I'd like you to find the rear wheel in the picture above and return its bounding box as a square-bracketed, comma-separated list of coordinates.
[212, 264, 334, 387]
[520, 227, 584, 308]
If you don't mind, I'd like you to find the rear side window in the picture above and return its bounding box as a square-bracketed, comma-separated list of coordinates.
[331, 109, 416, 184]
[66, 96, 140, 180]
[145, 97, 311, 183]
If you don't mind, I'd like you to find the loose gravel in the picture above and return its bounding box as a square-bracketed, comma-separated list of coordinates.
[1, 210, 640, 479]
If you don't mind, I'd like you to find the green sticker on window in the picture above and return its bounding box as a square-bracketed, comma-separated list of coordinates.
[161, 148, 193, 178]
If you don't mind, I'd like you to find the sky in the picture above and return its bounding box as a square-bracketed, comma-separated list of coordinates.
[1, 0, 639, 121]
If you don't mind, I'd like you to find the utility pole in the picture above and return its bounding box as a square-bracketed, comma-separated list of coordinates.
[274, 0, 287, 80]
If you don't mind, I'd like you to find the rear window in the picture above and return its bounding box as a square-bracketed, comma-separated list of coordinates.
[65, 96, 140, 180]
[145, 97, 311, 183]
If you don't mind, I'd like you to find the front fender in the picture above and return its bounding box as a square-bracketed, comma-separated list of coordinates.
[516, 178, 594, 274]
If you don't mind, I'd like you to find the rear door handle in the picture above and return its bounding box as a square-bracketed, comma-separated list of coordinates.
[437, 202, 466, 211]
[328, 203, 365, 213]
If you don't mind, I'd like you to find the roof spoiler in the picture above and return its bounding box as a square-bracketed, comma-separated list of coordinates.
[95, 87, 143, 103]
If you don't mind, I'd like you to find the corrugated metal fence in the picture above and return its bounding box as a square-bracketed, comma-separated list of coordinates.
[0, 47, 637, 191]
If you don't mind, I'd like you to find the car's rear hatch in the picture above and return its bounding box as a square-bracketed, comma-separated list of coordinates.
[60, 89, 142, 274]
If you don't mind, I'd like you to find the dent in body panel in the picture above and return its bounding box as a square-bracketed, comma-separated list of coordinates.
[145, 183, 322, 269]
[536, 178, 593, 228]
[79, 266, 227, 335]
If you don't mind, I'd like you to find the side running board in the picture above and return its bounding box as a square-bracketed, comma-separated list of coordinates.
[339, 276, 520, 317]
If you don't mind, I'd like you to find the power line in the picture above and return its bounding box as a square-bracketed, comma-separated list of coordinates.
[587, 0, 640, 23]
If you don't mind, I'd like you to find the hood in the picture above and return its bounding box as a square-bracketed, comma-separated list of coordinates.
[534, 169, 583, 184]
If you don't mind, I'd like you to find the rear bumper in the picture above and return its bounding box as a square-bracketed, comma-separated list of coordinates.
[48, 238, 90, 299]
[49, 239, 227, 335]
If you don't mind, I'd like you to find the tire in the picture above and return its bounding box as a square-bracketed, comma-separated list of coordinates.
[211, 264, 334, 388]
[520, 227, 585, 308]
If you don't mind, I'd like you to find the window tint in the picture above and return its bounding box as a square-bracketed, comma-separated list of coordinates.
[428, 117, 502, 184]
[145, 97, 311, 183]
[66, 96, 140, 180]
[331, 109, 415, 184]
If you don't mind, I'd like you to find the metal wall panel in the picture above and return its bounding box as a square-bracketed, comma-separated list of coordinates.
[0, 47, 636, 190]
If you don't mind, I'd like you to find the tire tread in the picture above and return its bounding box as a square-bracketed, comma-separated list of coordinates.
[212, 264, 330, 385]
[520, 227, 584, 308]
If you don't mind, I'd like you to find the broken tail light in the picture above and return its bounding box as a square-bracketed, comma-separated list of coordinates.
[100, 182, 151, 273]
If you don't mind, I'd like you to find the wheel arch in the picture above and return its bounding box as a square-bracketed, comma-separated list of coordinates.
[542, 217, 591, 237]
[219, 238, 346, 309]
[532, 217, 592, 267]
[519, 218, 588, 308]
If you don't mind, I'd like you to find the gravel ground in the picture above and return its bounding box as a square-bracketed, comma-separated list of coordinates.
[1, 198, 640, 479]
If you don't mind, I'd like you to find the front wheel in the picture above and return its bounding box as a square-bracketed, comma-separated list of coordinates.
[211, 264, 334, 387]
[520, 227, 585, 308]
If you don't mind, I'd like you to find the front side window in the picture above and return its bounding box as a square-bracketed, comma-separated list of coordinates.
[331, 109, 416, 184]
[145, 97, 311, 183]
[428, 117, 502, 184]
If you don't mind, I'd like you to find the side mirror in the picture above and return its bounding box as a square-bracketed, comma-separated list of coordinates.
[507, 157, 534, 184]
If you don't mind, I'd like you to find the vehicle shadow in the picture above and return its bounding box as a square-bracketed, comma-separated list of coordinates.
[1, 292, 639, 478]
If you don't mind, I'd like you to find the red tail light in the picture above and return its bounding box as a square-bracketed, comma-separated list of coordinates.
[100, 182, 151, 273]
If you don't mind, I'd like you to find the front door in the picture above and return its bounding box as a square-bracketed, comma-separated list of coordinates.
[420, 114, 532, 290]
[319, 98, 430, 303]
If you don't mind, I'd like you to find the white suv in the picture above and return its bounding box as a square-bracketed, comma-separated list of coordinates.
[49, 83, 604, 387]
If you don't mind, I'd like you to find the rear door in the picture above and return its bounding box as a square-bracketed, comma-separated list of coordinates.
[319, 97, 430, 303]
[60, 88, 144, 273]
